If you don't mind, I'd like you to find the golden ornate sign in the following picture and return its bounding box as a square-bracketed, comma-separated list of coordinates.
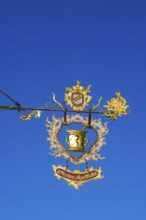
[46, 81, 130, 188]
[0, 82, 130, 189]
[64, 81, 92, 111]
[46, 113, 108, 188]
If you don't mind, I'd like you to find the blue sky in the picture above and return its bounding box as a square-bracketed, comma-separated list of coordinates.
[0, 0, 146, 219]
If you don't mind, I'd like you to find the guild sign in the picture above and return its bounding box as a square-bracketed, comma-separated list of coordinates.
[0, 81, 129, 189]
[45, 81, 129, 189]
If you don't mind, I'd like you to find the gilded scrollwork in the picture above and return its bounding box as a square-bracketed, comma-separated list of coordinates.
[103, 92, 129, 120]
[20, 110, 42, 120]
[46, 114, 108, 165]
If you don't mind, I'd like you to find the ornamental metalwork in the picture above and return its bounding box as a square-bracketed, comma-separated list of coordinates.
[64, 81, 92, 111]
[46, 114, 108, 165]
[0, 82, 130, 189]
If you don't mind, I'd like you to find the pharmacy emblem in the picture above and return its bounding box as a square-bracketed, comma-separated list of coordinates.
[46, 81, 129, 189]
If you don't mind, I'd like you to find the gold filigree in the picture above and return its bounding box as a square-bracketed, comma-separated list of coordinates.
[53, 165, 103, 189]
[104, 92, 129, 120]
[20, 110, 42, 120]
[20, 113, 32, 120]
[64, 81, 92, 111]
[46, 114, 108, 165]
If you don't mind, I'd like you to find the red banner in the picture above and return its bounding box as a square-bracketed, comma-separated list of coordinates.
[56, 168, 99, 181]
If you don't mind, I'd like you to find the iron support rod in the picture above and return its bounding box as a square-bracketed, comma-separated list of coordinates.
[0, 105, 105, 115]
[0, 89, 21, 106]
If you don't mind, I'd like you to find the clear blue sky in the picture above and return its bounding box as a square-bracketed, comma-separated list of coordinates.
[0, 0, 146, 219]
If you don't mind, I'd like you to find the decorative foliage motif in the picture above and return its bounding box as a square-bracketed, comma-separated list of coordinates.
[104, 92, 129, 120]
[20, 110, 42, 120]
[64, 81, 92, 111]
[46, 114, 108, 165]
[53, 165, 103, 189]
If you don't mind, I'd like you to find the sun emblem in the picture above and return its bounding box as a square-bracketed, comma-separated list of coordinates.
[64, 81, 92, 111]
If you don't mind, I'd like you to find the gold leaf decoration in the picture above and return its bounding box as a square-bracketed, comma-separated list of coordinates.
[20, 110, 42, 120]
[20, 113, 32, 120]
[104, 92, 129, 120]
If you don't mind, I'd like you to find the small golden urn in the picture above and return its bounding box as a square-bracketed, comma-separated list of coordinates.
[66, 130, 88, 152]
